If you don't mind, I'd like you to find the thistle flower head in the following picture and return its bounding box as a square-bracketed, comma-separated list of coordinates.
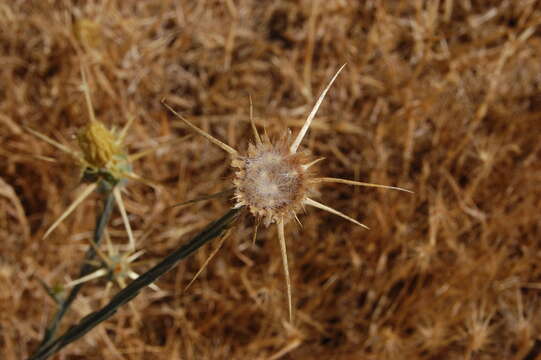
[164, 64, 412, 322]
[26, 66, 163, 250]
[65, 231, 158, 292]
[232, 135, 312, 226]
[76, 120, 132, 184]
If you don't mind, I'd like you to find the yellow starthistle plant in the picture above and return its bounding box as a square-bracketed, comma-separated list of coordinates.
[65, 230, 158, 294]
[163, 64, 412, 322]
[64, 230, 158, 321]
[27, 67, 152, 251]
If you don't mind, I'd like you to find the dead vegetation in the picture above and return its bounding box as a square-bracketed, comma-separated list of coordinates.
[1, 1, 541, 359]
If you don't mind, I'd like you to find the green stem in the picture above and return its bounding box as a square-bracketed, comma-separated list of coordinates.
[36, 191, 115, 349]
[29, 207, 241, 360]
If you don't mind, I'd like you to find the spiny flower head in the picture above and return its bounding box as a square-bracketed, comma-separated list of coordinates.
[26, 66, 159, 251]
[65, 231, 158, 294]
[77, 120, 120, 169]
[75, 67, 133, 185]
[76, 120, 132, 184]
[232, 134, 313, 226]
[163, 64, 412, 322]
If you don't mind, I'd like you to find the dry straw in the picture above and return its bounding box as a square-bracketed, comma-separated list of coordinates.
[4, 1, 540, 359]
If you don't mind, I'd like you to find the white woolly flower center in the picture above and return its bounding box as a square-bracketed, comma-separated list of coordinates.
[240, 149, 302, 212]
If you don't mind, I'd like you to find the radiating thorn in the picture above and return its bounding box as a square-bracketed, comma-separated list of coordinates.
[233, 202, 245, 209]
[113, 187, 136, 252]
[313, 177, 413, 193]
[127, 271, 160, 291]
[252, 220, 260, 246]
[117, 277, 127, 289]
[293, 212, 302, 228]
[104, 229, 114, 258]
[249, 93, 262, 145]
[304, 197, 369, 230]
[277, 218, 293, 322]
[126, 249, 146, 263]
[302, 157, 326, 171]
[88, 232, 113, 267]
[124, 172, 161, 190]
[84, 259, 102, 268]
[148, 282, 161, 291]
[32, 155, 58, 163]
[127, 135, 192, 162]
[118, 116, 135, 145]
[184, 232, 228, 291]
[103, 282, 113, 303]
[43, 183, 98, 239]
[80, 65, 97, 124]
[127, 146, 159, 163]
[161, 99, 238, 155]
[65, 268, 108, 288]
[170, 188, 235, 208]
[25, 127, 80, 159]
[290, 64, 347, 154]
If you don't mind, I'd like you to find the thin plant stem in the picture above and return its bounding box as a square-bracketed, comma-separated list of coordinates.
[36, 191, 115, 350]
[29, 207, 241, 360]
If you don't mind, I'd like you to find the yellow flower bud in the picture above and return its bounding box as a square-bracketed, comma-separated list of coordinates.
[77, 120, 120, 169]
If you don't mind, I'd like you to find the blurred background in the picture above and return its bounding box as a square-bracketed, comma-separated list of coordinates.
[1, 0, 541, 359]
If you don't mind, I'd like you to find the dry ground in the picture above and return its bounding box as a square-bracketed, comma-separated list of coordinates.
[1, 1, 541, 359]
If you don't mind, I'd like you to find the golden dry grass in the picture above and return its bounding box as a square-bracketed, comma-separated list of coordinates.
[1, 1, 541, 359]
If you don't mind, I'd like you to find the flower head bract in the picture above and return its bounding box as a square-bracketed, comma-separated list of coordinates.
[163, 64, 412, 321]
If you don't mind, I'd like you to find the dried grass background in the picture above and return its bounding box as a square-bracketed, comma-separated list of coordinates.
[1, 0, 541, 359]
